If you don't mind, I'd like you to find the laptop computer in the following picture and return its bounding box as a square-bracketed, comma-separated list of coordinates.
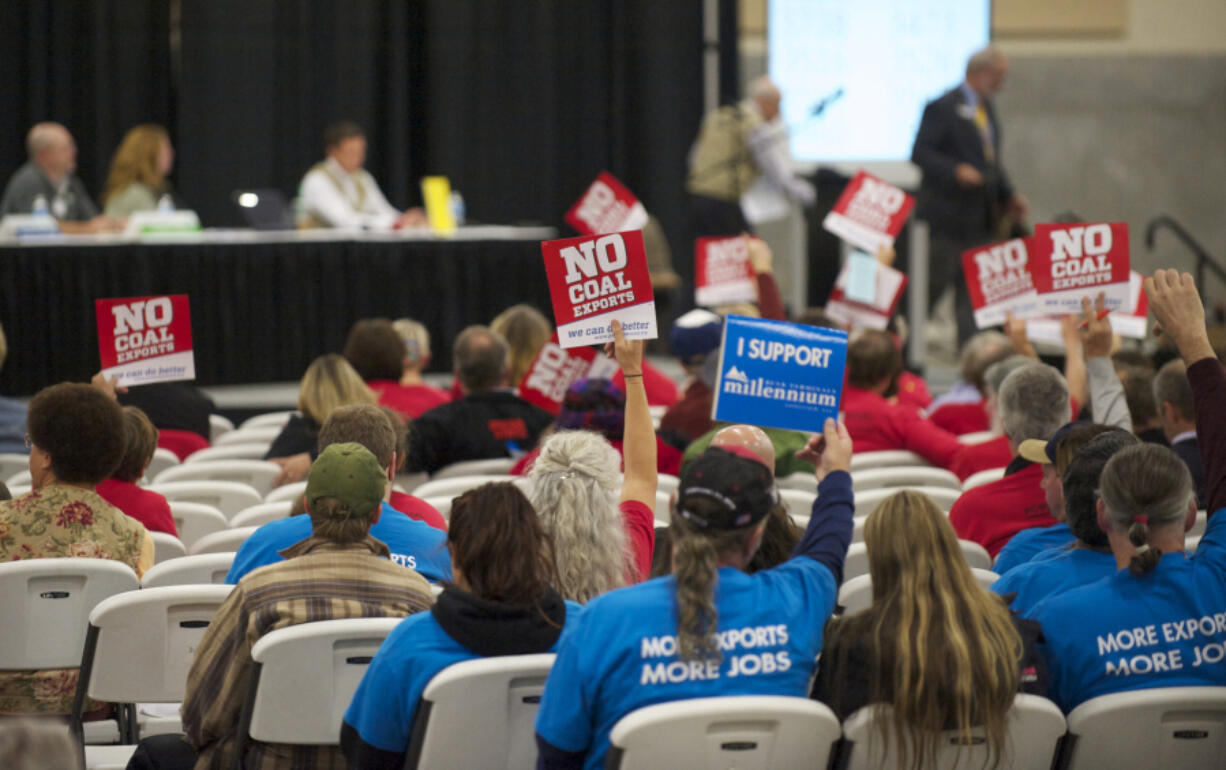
[232, 189, 295, 230]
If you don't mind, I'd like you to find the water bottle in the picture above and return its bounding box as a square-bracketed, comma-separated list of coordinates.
[157, 194, 174, 212]
[449, 191, 465, 226]
[31, 194, 48, 216]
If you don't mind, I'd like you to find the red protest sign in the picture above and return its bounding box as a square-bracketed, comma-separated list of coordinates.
[821, 171, 916, 254]
[541, 230, 657, 348]
[695, 236, 756, 307]
[1030, 222, 1131, 314]
[564, 172, 649, 236]
[825, 257, 908, 331]
[518, 333, 619, 415]
[961, 237, 1041, 329]
[95, 294, 196, 386]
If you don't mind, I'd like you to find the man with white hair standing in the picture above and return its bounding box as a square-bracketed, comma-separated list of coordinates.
[912, 47, 1028, 345]
[687, 76, 815, 237]
[1, 122, 118, 232]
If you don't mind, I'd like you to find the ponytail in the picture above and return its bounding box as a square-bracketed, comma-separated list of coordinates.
[1099, 445, 1194, 578]
[1127, 516, 1161, 576]
[670, 500, 754, 663]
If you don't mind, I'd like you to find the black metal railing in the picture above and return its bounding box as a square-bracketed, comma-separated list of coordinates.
[1145, 215, 1226, 293]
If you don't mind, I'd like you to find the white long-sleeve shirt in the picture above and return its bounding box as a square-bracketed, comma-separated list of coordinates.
[297, 157, 400, 229]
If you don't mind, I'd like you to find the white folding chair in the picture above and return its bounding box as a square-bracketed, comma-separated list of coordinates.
[606, 695, 842, 770]
[182, 443, 272, 464]
[422, 496, 454, 522]
[852, 516, 867, 543]
[214, 425, 283, 447]
[1186, 534, 1202, 553]
[1061, 686, 1226, 770]
[0, 558, 139, 751]
[238, 410, 299, 431]
[838, 694, 1066, 770]
[961, 542, 994, 571]
[656, 474, 680, 496]
[149, 480, 264, 517]
[265, 480, 307, 504]
[6, 484, 31, 497]
[230, 501, 294, 529]
[189, 527, 258, 556]
[150, 532, 187, 563]
[962, 467, 1007, 491]
[0, 452, 30, 482]
[404, 654, 556, 770]
[957, 430, 999, 445]
[140, 552, 236, 588]
[839, 568, 1001, 615]
[849, 450, 931, 472]
[158, 459, 280, 497]
[853, 486, 960, 519]
[235, 618, 402, 764]
[778, 472, 817, 492]
[852, 467, 962, 492]
[653, 490, 671, 525]
[781, 489, 816, 521]
[145, 447, 180, 481]
[71, 585, 234, 768]
[6, 468, 31, 486]
[167, 501, 229, 549]
[208, 414, 235, 443]
[1190, 511, 1207, 538]
[431, 457, 517, 479]
[413, 475, 515, 500]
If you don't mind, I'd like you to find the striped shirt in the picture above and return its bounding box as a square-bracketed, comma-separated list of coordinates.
[181, 535, 433, 770]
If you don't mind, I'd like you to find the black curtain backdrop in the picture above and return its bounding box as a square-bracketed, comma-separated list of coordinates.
[0, 2, 173, 206]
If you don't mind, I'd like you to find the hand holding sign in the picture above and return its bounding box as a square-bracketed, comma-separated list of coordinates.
[1031, 222, 1131, 314]
[694, 235, 757, 307]
[95, 294, 196, 387]
[603, 319, 644, 377]
[541, 230, 657, 349]
[795, 418, 853, 482]
[1145, 269, 1214, 364]
[1079, 293, 1115, 360]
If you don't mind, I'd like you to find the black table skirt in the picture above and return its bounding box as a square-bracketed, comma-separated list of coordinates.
[0, 238, 553, 396]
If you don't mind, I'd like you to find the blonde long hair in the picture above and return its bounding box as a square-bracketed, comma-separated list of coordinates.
[490, 304, 551, 386]
[103, 124, 169, 203]
[830, 490, 1021, 770]
[527, 430, 631, 602]
[297, 354, 376, 425]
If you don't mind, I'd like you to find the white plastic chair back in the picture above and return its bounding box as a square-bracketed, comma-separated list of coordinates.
[962, 467, 1007, 491]
[971, 567, 1000, 588]
[1190, 511, 1207, 538]
[189, 527, 257, 556]
[961, 541, 993, 570]
[167, 501, 229, 549]
[412, 475, 512, 500]
[1063, 686, 1226, 770]
[230, 500, 294, 529]
[849, 450, 931, 472]
[405, 654, 556, 770]
[852, 467, 961, 492]
[780, 489, 816, 521]
[214, 425, 283, 447]
[957, 430, 999, 445]
[6, 484, 31, 497]
[83, 584, 234, 703]
[6, 469, 31, 486]
[156, 459, 280, 496]
[839, 569, 1000, 616]
[607, 695, 842, 770]
[653, 490, 671, 525]
[146, 447, 180, 480]
[238, 410, 299, 431]
[778, 472, 817, 491]
[149, 480, 263, 517]
[150, 532, 187, 563]
[431, 457, 517, 479]
[423, 496, 454, 522]
[0, 452, 31, 483]
[839, 694, 1066, 770]
[852, 486, 960, 519]
[208, 414, 235, 443]
[243, 618, 402, 745]
[656, 474, 680, 496]
[1187, 534, 1202, 553]
[183, 443, 273, 464]
[265, 480, 307, 504]
[852, 516, 867, 543]
[0, 558, 139, 670]
[140, 552, 236, 588]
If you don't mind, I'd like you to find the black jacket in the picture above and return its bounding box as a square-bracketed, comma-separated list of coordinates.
[406, 390, 552, 475]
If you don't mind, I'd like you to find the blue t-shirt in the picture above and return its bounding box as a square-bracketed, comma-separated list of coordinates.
[992, 546, 1117, 616]
[225, 502, 451, 583]
[535, 559, 837, 769]
[992, 522, 1074, 575]
[1027, 512, 1226, 713]
[343, 599, 581, 757]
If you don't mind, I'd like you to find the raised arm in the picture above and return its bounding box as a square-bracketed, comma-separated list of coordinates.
[1146, 269, 1225, 515]
[1060, 315, 1088, 411]
[1080, 293, 1131, 430]
[745, 235, 786, 321]
[792, 418, 855, 584]
[607, 321, 656, 508]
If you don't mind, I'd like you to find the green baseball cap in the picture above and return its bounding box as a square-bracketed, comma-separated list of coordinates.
[305, 442, 386, 519]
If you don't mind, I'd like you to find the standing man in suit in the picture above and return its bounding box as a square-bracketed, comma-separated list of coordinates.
[1154, 359, 1206, 507]
[912, 47, 1028, 346]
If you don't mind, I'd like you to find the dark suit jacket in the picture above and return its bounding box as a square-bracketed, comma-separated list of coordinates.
[911, 86, 1014, 242]
[1171, 436, 1207, 509]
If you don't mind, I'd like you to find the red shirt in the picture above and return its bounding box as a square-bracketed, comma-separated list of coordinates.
[388, 490, 448, 532]
[960, 435, 1014, 472]
[96, 479, 178, 536]
[612, 359, 679, 408]
[929, 400, 991, 435]
[840, 385, 1003, 480]
[509, 435, 683, 477]
[368, 380, 452, 420]
[156, 429, 210, 461]
[620, 499, 656, 582]
[895, 371, 933, 410]
[949, 461, 1055, 557]
[659, 381, 714, 444]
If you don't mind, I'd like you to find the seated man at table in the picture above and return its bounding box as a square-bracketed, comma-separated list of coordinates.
[407, 326, 553, 475]
[0, 122, 119, 233]
[297, 120, 425, 230]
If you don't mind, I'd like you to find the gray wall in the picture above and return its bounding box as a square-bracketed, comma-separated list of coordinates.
[998, 55, 1226, 298]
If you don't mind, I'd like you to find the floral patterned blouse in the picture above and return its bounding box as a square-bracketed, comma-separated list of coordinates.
[0, 485, 148, 715]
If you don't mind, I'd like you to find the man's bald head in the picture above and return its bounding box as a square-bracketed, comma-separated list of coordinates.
[26, 123, 76, 181]
[711, 424, 775, 476]
[749, 76, 782, 122]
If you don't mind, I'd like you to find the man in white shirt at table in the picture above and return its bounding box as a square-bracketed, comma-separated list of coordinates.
[297, 120, 426, 230]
